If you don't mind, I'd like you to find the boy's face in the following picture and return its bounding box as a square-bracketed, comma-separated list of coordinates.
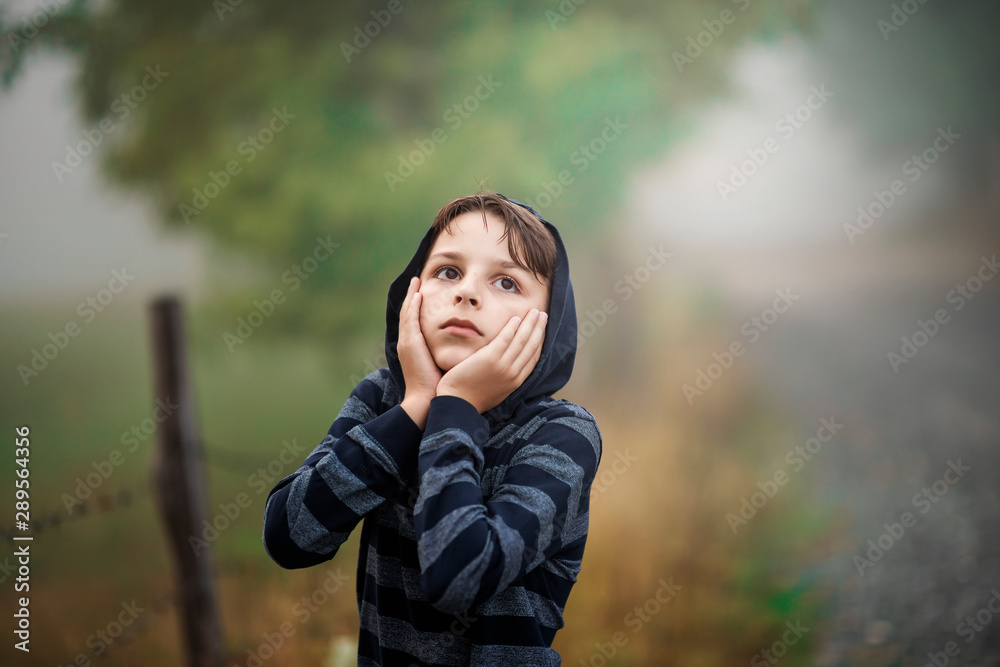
[417, 211, 550, 372]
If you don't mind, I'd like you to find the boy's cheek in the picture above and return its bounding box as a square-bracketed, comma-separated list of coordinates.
[417, 289, 446, 321]
[417, 317, 435, 345]
[416, 296, 433, 334]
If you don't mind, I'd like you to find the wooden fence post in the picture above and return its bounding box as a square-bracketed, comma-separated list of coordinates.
[149, 296, 225, 667]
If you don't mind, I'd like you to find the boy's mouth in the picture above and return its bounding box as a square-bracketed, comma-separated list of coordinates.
[441, 318, 482, 337]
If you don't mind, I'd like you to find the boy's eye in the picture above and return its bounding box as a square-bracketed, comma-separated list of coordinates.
[435, 266, 460, 280]
[494, 276, 519, 293]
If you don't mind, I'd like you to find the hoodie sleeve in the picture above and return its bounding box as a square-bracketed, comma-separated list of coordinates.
[262, 370, 423, 569]
[413, 395, 601, 614]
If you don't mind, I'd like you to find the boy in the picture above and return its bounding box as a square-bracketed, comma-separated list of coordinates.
[263, 192, 602, 666]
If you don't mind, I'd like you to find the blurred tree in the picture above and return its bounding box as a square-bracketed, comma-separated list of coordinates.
[1, 0, 813, 343]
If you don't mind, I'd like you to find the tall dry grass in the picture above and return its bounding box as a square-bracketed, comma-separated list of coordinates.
[0, 292, 844, 666]
[549, 293, 845, 666]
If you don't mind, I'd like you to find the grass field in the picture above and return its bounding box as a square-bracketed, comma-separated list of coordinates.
[0, 290, 840, 666]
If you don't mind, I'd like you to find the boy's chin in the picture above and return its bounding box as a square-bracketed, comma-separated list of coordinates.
[430, 347, 475, 374]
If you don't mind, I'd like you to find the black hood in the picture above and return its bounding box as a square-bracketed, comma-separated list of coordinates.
[385, 194, 577, 427]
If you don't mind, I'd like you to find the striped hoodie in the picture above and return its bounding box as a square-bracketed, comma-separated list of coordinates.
[262, 195, 602, 666]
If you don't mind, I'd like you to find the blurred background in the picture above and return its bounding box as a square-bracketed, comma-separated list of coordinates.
[1, 0, 998, 664]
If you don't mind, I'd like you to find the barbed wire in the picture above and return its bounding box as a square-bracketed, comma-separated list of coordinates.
[1, 477, 150, 541]
[0, 440, 268, 538]
[0, 428, 312, 664]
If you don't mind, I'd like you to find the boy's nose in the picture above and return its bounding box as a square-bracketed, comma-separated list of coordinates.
[452, 278, 480, 307]
[453, 292, 479, 307]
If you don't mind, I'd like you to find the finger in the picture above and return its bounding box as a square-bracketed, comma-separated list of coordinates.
[406, 292, 423, 341]
[400, 276, 416, 324]
[512, 311, 546, 373]
[501, 309, 541, 364]
[407, 290, 435, 360]
[484, 312, 523, 358]
[404, 278, 423, 331]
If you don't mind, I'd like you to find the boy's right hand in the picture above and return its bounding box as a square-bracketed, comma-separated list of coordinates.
[397, 277, 440, 430]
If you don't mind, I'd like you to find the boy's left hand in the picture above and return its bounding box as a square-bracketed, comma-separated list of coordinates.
[436, 309, 547, 414]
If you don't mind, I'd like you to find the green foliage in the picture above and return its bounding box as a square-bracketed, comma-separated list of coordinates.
[2, 0, 814, 343]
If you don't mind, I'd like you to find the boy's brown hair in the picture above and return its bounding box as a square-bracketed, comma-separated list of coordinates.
[426, 192, 558, 287]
